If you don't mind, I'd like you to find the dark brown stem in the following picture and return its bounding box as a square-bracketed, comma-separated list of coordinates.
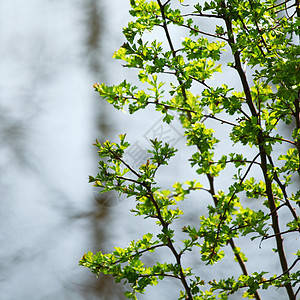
[262, 257, 300, 284]
[165, 15, 229, 42]
[147, 186, 193, 299]
[147, 101, 238, 126]
[294, 90, 300, 178]
[109, 149, 141, 178]
[236, 12, 267, 58]
[228, 240, 248, 275]
[221, 2, 258, 117]
[266, 154, 299, 224]
[267, 0, 293, 11]
[181, 12, 223, 19]
[207, 171, 262, 300]
[261, 228, 299, 241]
[156, 0, 189, 105]
[156, 2, 262, 298]
[248, 0, 270, 53]
[258, 51, 295, 300]
[216, 152, 261, 237]
[222, 2, 295, 296]
[153, 4, 194, 298]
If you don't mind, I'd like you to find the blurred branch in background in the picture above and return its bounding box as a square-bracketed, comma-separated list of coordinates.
[0, 0, 128, 299]
[78, 0, 128, 298]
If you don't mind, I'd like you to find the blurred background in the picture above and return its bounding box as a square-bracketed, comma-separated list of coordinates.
[0, 1, 132, 299]
[0, 1, 298, 299]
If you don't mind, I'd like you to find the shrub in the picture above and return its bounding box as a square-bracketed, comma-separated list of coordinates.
[80, 1, 300, 299]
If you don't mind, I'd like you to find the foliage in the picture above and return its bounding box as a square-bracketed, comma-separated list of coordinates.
[80, 0, 300, 299]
